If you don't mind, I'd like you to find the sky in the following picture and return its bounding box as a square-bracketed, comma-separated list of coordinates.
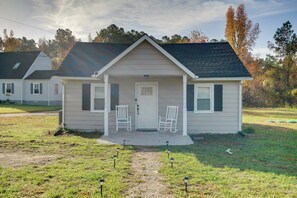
[0, 0, 296, 58]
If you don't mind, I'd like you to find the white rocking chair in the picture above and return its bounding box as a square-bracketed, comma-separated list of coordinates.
[158, 106, 179, 133]
[116, 105, 132, 132]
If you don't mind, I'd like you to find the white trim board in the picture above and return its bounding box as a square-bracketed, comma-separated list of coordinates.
[94, 35, 196, 79]
[193, 77, 253, 81]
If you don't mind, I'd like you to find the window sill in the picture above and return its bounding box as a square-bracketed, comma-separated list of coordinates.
[91, 110, 105, 113]
[194, 110, 214, 114]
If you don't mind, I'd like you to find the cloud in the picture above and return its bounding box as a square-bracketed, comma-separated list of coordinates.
[29, 0, 297, 41]
[30, 0, 231, 40]
[252, 47, 274, 58]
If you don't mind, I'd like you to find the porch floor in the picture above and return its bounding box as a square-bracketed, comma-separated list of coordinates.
[97, 131, 194, 146]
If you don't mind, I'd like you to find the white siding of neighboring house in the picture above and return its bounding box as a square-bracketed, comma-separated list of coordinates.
[23, 77, 62, 106]
[23, 52, 52, 79]
[187, 81, 240, 134]
[0, 79, 22, 103]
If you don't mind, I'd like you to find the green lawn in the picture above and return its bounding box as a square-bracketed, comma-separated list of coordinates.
[160, 108, 297, 197]
[0, 116, 133, 197]
[0, 104, 61, 114]
[0, 108, 296, 197]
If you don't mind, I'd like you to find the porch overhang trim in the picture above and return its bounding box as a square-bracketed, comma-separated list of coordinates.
[93, 35, 196, 79]
[193, 77, 253, 81]
[53, 76, 101, 80]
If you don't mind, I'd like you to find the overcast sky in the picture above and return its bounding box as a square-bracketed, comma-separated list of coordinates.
[0, 0, 296, 58]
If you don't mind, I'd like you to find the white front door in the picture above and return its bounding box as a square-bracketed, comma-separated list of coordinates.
[135, 82, 158, 130]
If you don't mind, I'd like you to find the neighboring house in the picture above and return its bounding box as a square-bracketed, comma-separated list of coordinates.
[55, 35, 251, 135]
[0, 51, 62, 105]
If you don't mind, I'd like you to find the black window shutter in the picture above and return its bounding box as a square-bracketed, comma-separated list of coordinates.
[82, 84, 91, 110]
[30, 83, 33, 94]
[187, 84, 194, 111]
[40, 83, 43, 94]
[11, 83, 14, 94]
[214, 85, 223, 111]
[2, 83, 5, 94]
[110, 84, 119, 110]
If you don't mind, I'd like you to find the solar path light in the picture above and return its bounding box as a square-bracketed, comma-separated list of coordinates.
[166, 141, 169, 150]
[116, 147, 120, 157]
[113, 155, 117, 168]
[183, 177, 189, 192]
[167, 150, 170, 159]
[170, 157, 174, 168]
[99, 178, 105, 196]
[123, 139, 126, 149]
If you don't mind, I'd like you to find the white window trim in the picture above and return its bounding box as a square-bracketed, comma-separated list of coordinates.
[194, 83, 214, 113]
[33, 83, 41, 95]
[91, 83, 111, 113]
[5, 82, 13, 95]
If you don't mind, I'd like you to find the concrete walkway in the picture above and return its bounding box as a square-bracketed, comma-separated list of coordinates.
[98, 131, 194, 146]
[0, 112, 58, 117]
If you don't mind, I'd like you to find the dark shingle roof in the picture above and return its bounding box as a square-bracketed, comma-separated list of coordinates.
[56, 43, 130, 77]
[161, 43, 250, 77]
[25, 70, 56, 79]
[0, 51, 41, 79]
[56, 41, 251, 78]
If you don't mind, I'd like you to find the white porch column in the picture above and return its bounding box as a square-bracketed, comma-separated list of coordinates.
[182, 75, 187, 136]
[104, 74, 109, 136]
[239, 81, 242, 131]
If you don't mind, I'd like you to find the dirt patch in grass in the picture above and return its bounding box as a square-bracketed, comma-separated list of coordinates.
[0, 152, 57, 168]
[125, 147, 173, 198]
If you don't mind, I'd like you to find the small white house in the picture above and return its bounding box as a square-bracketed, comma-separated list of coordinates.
[0, 51, 62, 105]
[56, 35, 252, 135]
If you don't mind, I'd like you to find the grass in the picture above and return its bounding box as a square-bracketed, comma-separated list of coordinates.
[0, 116, 133, 197]
[1, 108, 297, 197]
[160, 108, 297, 197]
[0, 104, 61, 114]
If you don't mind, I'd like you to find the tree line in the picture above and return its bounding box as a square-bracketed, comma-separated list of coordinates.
[0, 4, 296, 107]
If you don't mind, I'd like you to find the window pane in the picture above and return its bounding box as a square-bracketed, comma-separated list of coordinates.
[6, 83, 11, 93]
[34, 84, 39, 94]
[197, 99, 210, 110]
[95, 87, 104, 98]
[198, 87, 210, 98]
[94, 98, 104, 110]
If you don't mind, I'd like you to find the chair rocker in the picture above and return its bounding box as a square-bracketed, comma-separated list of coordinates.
[158, 105, 178, 133]
[116, 105, 132, 132]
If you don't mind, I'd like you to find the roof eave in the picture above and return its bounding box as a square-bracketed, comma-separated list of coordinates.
[192, 77, 253, 81]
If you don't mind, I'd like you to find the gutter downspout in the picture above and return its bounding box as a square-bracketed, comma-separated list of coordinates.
[21, 79, 23, 104]
[239, 81, 242, 131]
[47, 81, 50, 106]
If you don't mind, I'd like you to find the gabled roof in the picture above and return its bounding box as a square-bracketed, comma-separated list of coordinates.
[56, 35, 251, 79]
[0, 51, 41, 79]
[25, 70, 56, 80]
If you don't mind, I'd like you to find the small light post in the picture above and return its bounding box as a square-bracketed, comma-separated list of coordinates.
[166, 141, 169, 150]
[123, 139, 126, 149]
[116, 147, 120, 157]
[167, 150, 170, 159]
[170, 157, 174, 168]
[183, 177, 189, 192]
[99, 178, 105, 196]
[113, 155, 117, 168]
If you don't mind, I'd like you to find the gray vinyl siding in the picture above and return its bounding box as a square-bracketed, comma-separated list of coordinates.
[187, 81, 240, 134]
[63, 77, 184, 133]
[106, 41, 184, 76]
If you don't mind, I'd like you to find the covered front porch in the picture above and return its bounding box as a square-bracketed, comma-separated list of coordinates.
[98, 131, 193, 146]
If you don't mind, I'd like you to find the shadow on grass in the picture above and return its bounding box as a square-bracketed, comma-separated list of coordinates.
[162, 123, 297, 177]
[244, 110, 296, 119]
[0, 104, 61, 113]
[58, 130, 104, 139]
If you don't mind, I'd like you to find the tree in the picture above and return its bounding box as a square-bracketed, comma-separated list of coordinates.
[267, 21, 297, 106]
[2, 29, 21, 52]
[189, 30, 208, 43]
[18, 37, 37, 51]
[225, 4, 260, 61]
[0, 36, 3, 51]
[162, 34, 189, 43]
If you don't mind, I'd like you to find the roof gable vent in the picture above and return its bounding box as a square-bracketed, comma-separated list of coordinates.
[12, 63, 21, 70]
